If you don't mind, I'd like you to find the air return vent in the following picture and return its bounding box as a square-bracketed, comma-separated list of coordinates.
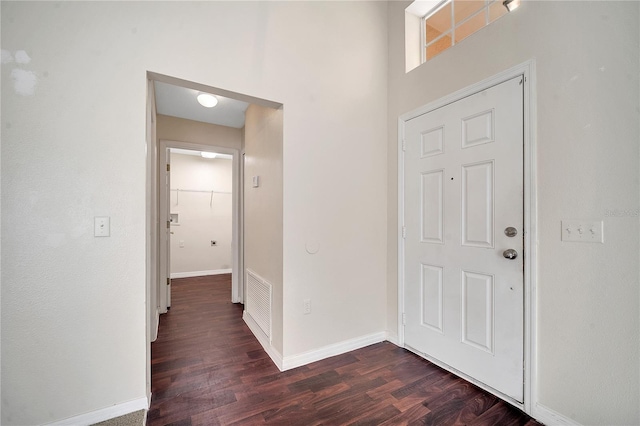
[246, 269, 272, 341]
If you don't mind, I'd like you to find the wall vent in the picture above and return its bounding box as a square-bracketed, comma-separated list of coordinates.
[246, 269, 272, 341]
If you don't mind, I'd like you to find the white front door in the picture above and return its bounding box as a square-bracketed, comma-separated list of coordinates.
[403, 76, 524, 402]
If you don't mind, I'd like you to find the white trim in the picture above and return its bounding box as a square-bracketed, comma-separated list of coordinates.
[170, 269, 232, 279]
[532, 403, 581, 426]
[145, 77, 158, 402]
[397, 114, 406, 348]
[147, 72, 281, 110]
[244, 313, 388, 374]
[231, 150, 243, 304]
[238, 149, 245, 304]
[522, 59, 537, 417]
[243, 310, 284, 370]
[151, 308, 159, 343]
[405, 0, 443, 17]
[159, 139, 242, 306]
[282, 332, 387, 371]
[243, 319, 394, 373]
[399, 62, 533, 122]
[159, 143, 171, 312]
[419, 10, 426, 64]
[46, 397, 148, 426]
[385, 331, 400, 346]
[397, 60, 537, 415]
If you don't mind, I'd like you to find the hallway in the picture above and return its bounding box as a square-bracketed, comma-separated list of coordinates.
[149, 275, 540, 425]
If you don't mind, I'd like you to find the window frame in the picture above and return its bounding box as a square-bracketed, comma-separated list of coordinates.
[421, 0, 507, 63]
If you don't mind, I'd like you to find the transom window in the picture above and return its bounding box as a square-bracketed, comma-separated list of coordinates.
[422, 0, 509, 61]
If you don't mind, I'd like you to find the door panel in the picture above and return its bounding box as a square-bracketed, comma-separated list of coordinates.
[403, 76, 524, 402]
[461, 160, 494, 248]
[421, 170, 444, 243]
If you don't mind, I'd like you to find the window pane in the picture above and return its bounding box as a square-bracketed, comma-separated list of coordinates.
[426, 34, 452, 59]
[455, 11, 486, 43]
[426, 2, 452, 43]
[489, 0, 508, 22]
[454, 0, 484, 24]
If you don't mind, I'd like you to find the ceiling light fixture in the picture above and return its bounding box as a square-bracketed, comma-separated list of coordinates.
[503, 0, 521, 12]
[201, 152, 217, 159]
[197, 93, 218, 108]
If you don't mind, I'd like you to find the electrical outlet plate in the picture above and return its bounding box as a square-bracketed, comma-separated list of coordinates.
[561, 220, 604, 243]
[303, 299, 311, 315]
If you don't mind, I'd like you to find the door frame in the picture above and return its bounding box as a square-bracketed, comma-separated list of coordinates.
[397, 60, 537, 414]
[159, 139, 243, 310]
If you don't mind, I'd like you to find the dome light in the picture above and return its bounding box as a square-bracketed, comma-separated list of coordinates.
[197, 93, 218, 108]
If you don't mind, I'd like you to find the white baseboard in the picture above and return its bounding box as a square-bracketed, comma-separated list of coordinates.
[532, 402, 580, 426]
[243, 310, 284, 370]
[151, 308, 159, 342]
[385, 331, 399, 346]
[46, 397, 148, 426]
[242, 313, 386, 373]
[170, 269, 231, 279]
[282, 331, 387, 371]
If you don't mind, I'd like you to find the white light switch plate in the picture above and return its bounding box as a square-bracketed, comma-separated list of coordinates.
[94, 216, 110, 237]
[561, 220, 603, 243]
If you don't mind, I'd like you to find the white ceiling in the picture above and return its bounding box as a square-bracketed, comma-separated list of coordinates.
[154, 80, 250, 129]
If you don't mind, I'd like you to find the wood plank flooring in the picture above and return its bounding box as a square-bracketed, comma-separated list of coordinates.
[149, 275, 541, 426]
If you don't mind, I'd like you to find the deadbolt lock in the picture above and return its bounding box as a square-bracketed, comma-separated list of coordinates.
[504, 227, 518, 237]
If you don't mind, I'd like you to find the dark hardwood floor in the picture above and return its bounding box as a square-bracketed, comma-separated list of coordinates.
[149, 275, 541, 426]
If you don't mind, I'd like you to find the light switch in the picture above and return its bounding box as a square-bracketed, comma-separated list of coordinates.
[252, 176, 260, 188]
[94, 216, 110, 237]
[561, 220, 603, 243]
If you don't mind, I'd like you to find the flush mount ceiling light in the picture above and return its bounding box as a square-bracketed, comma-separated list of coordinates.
[197, 93, 218, 108]
[201, 152, 217, 159]
[503, 0, 521, 12]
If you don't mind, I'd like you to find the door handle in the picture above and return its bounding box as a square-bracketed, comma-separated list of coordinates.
[503, 249, 518, 259]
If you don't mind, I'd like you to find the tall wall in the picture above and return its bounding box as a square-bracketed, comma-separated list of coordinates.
[244, 104, 284, 355]
[387, 2, 639, 424]
[0, 2, 388, 424]
[169, 154, 233, 275]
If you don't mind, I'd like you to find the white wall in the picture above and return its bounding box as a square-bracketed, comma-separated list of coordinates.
[244, 104, 284, 355]
[169, 154, 233, 275]
[281, 9, 388, 358]
[387, 2, 639, 425]
[1, 2, 388, 424]
[157, 114, 242, 152]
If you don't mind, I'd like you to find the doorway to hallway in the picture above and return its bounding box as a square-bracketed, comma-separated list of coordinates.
[145, 71, 284, 403]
